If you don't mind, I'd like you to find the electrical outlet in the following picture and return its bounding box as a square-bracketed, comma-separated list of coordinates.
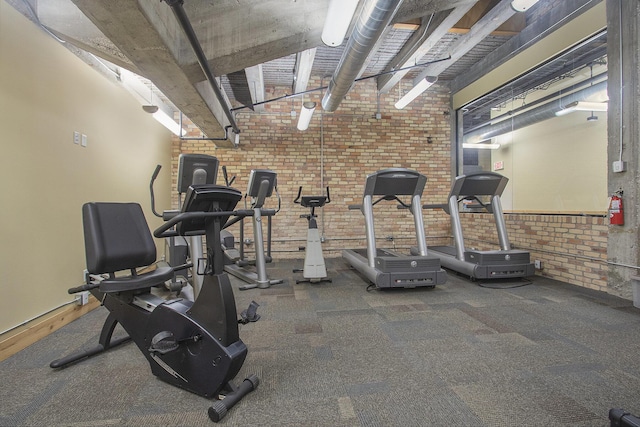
[613, 161, 626, 173]
[534, 260, 542, 270]
[75, 291, 89, 306]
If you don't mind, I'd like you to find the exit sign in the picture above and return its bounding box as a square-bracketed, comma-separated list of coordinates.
[493, 161, 504, 171]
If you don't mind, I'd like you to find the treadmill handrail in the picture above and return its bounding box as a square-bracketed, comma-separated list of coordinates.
[422, 203, 447, 211]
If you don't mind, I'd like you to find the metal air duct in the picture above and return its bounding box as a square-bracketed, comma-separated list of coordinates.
[464, 80, 608, 143]
[321, 0, 404, 112]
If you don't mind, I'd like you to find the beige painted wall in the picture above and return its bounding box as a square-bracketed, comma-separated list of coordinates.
[453, 1, 607, 109]
[456, 1, 608, 214]
[492, 112, 607, 212]
[0, 2, 172, 333]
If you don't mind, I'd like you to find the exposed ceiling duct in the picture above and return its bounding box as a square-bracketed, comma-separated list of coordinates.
[227, 70, 255, 111]
[321, 0, 404, 112]
[464, 80, 608, 143]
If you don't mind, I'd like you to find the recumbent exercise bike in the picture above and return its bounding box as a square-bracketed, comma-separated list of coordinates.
[50, 184, 261, 422]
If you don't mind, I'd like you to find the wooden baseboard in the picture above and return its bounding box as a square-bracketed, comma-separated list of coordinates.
[0, 296, 100, 362]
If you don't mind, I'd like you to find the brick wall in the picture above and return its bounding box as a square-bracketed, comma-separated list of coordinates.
[459, 212, 609, 292]
[170, 78, 611, 295]
[173, 78, 453, 259]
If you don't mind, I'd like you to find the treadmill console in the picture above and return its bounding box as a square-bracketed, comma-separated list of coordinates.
[450, 171, 508, 198]
[364, 168, 427, 197]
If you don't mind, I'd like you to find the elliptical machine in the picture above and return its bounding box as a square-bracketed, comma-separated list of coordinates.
[150, 154, 219, 299]
[220, 168, 283, 290]
[50, 184, 261, 422]
[293, 186, 331, 284]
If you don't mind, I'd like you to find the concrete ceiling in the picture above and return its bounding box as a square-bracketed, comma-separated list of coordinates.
[8, 0, 597, 147]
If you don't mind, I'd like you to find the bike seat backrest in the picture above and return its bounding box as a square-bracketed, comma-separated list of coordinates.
[82, 202, 157, 275]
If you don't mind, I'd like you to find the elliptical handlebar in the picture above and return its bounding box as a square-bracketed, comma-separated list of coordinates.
[150, 164, 184, 220]
[150, 164, 163, 218]
[222, 165, 236, 187]
[253, 178, 271, 209]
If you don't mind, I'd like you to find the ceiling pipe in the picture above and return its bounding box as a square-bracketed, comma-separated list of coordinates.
[163, 0, 240, 136]
[464, 80, 607, 143]
[321, 0, 404, 112]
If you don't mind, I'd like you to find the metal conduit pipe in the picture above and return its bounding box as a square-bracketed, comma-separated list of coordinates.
[465, 74, 606, 134]
[321, 0, 404, 112]
[164, 0, 240, 135]
[464, 80, 607, 142]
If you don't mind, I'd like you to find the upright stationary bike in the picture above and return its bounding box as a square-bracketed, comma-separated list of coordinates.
[50, 184, 261, 422]
[293, 186, 331, 284]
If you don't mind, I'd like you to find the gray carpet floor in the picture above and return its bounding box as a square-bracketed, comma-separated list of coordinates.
[2, 257, 640, 426]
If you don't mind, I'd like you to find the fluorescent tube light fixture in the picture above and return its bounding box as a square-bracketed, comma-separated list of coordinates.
[555, 101, 608, 116]
[395, 76, 438, 109]
[510, 0, 540, 12]
[464, 134, 492, 144]
[152, 109, 187, 137]
[321, 0, 360, 47]
[462, 143, 501, 150]
[297, 101, 316, 131]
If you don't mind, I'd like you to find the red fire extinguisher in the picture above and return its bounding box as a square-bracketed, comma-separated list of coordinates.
[609, 190, 624, 225]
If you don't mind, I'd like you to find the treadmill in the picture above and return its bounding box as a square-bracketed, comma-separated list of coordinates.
[342, 168, 447, 289]
[423, 171, 535, 280]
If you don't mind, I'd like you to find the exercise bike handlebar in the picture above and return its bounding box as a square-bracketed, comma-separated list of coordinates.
[68, 282, 100, 294]
[153, 208, 277, 239]
[293, 186, 303, 204]
[162, 209, 181, 221]
[294, 186, 331, 206]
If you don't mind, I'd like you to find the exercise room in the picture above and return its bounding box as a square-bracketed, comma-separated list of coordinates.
[2, 0, 639, 425]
